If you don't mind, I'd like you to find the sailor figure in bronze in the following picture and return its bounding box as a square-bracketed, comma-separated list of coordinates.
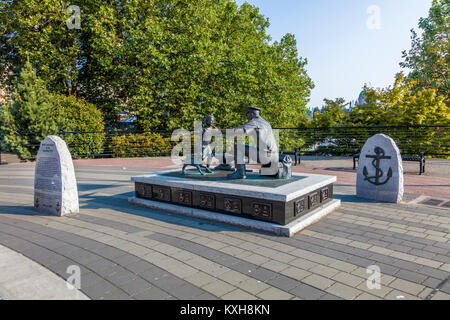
[218, 106, 280, 179]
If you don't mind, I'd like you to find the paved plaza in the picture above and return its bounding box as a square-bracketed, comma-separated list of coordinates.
[0, 159, 449, 300]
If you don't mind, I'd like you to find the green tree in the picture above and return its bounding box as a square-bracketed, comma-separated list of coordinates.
[400, 0, 449, 102]
[83, 0, 313, 130]
[0, 59, 58, 159]
[312, 97, 348, 128]
[307, 98, 353, 155]
[348, 73, 450, 155]
[1, 0, 314, 130]
[50, 94, 105, 156]
[349, 73, 449, 126]
[0, 0, 82, 95]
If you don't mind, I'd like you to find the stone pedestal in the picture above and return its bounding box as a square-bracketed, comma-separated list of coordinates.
[34, 136, 79, 216]
[356, 134, 403, 203]
[129, 169, 340, 236]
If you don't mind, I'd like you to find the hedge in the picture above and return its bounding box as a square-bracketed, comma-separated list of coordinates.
[51, 94, 105, 157]
[108, 133, 173, 157]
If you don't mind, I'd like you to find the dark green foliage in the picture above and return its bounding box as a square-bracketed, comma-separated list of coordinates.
[0, 59, 58, 159]
[0, 0, 314, 131]
[51, 94, 105, 156]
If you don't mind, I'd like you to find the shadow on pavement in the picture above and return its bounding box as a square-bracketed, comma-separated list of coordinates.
[332, 194, 377, 203]
[0, 205, 55, 216]
[77, 183, 128, 192]
[78, 191, 277, 237]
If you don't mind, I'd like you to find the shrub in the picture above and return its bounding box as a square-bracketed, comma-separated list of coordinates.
[109, 133, 173, 157]
[51, 94, 105, 157]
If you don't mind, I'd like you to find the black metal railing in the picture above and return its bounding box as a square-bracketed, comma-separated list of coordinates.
[276, 125, 450, 158]
[5, 125, 450, 161]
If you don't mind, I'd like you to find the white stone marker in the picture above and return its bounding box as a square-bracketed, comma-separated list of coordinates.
[356, 134, 403, 203]
[34, 136, 79, 216]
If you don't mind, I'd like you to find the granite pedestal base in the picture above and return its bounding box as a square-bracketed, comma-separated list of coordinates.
[129, 170, 340, 236]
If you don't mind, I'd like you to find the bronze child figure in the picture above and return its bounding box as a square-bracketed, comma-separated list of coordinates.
[181, 115, 215, 175]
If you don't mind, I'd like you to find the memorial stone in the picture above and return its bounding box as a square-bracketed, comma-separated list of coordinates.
[356, 134, 403, 203]
[34, 136, 79, 216]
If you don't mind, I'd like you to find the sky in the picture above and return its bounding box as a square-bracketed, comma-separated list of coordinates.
[235, 0, 433, 109]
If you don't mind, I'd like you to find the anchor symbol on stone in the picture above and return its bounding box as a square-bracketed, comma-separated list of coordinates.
[363, 146, 393, 186]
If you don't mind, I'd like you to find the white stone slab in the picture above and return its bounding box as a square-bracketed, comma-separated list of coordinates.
[0, 244, 88, 300]
[131, 171, 336, 202]
[34, 136, 79, 216]
[356, 134, 403, 203]
[128, 196, 341, 237]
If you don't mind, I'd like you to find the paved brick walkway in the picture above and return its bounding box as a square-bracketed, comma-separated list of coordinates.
[0, 163, 449, 300]
[0, 244, 88, 300]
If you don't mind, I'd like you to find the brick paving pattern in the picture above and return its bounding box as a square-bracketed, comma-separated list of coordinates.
[0, 163, 449, 300]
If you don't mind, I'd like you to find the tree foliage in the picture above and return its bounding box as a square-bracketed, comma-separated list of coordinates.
[50, 94, 105, 156]
[345, 73, 449, 156]
[312, 97, 348, 128]
[0, 59, 58, 159]
[400, 0, 449, 102]
[0, 0, 314, 131]
[0, 60, 105, 159]
[302, 71, 449, 156]
[0, 0, 81, 95]
[349, 73, 449, 127]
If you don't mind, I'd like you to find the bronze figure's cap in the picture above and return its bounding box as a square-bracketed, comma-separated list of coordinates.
[246, 106, 261, 112]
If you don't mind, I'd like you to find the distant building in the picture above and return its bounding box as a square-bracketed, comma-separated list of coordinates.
[357, 91, 367, 105]
[348, 90, 367, 111]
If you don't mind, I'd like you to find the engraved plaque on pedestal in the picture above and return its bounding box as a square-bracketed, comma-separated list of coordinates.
[294, 198, 306, 217]
[136, 182, 152, 200]
[252, 202, 272, 219]
[321, 188, 329, 202]
[175, 190, 192, 206]
[34, 136, 79, 216]
[153, 186, 171, 201]
[309, 192, 319, 209]
[224, 198, 241, 214]
[199, 193, 215, 210]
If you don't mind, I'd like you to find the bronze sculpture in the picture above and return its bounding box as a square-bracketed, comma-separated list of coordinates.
[181, 115, 215, 175]
[218, 106, 279, 179]
[182, 108, 292, 180]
